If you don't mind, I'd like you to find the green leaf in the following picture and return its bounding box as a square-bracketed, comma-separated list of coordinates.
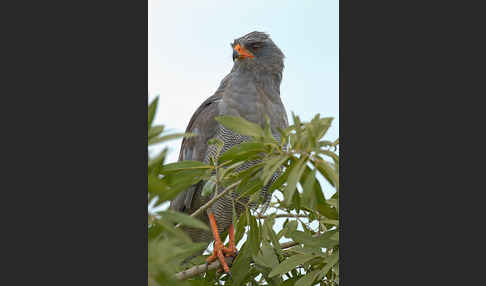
[231, 242, 251, 286]
[163, 242, 209, 265]
[160, 161, 212, 173]
[280, 276, 301, 286]
[318, 140, 334, 148]
[201, 175, 216, 197]
[218, 142, 266, 164]
[318, 250, 339, 280]
[268, 253, 317, 277]
[328, 198, 338, 209]
[276, 219, 290, 240]
[316, 201, 338, 220]
[148, 223, 164, 241]
[148, 96, 159, 128]
[237, 177, 263, 202]
[260, 241, 279, 268]
[313, 117, 333, 141]
[330, 231, 339, 241]
[154, 218, 192, 243]
[262, 155, 289, 186]
[283, 155, 308, 205]
[262, 217, 281, 253]
[149, 133, 187, 145]
[148, 125, 165, 140]
[321, 150, 339, 171]
[295, 269, 321, 286]
[226, 161, 265, 187]
[334, 263, 339, 276]
[266, 163, 291, 194]
[148, 148, 167, 171]
[151, 185, 183, 204]
[148, 173, 168, 195]
[313, 172, 327, 204]
[215, 115, 265, 138]
[322, 218, 339, 226]
[253, 242, 275, 270]
[247, 211, 260, 257]
[286, 230, 339, 249]
[253, 241, 283, 286]
[286, 220, 298, 233]
[312, 158, 339, 190]
[234, 211, 247, 246]
[160, 210, 209, 231]
[156, 169, 211, 202]
[218, 160, 246, 180]
[301, 168, 317, 209]
[263, 115, 275, 139]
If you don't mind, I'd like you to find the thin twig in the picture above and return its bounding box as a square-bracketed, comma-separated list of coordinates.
[277, 233, 323, 251]
[190, 180, 241, 218]
[175, 180, 241, 228]
[255, 214, 308, 219]
[279, 239, 300, 250]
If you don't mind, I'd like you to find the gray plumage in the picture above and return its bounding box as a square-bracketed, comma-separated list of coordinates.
[170, 31, 288, 247]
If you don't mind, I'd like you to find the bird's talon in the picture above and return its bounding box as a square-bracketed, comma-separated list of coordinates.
[206, 253, 217, 264]
[222, 246, 238, 257]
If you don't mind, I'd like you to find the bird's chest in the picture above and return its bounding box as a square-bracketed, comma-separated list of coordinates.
[205, 126, 251, 165]
[210, 73, 285, 165]
[220, 84, 281, 127]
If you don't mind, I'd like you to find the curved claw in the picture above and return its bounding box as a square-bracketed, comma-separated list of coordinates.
[206, 251, 217, 264]
[206, 242, 232, 273]
[223, 246, 238, 257]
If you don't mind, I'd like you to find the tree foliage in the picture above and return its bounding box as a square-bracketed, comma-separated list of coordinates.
[148, 96, 340, 286]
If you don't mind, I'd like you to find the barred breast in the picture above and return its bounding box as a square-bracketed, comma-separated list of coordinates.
[205, 125, 281, 235]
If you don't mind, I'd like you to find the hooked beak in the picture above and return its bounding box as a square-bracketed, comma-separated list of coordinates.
[233, 43, 254, 61]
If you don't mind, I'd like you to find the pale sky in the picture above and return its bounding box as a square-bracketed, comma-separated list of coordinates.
[149, 0, 338, 163]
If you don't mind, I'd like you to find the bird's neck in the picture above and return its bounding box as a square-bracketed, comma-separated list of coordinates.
[233, 63, 283, 97]
[220, 67, 284, 126]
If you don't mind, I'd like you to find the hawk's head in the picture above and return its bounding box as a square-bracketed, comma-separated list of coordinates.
[231, 31, 284, 73]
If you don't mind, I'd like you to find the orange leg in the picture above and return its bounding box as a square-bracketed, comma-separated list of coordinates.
[206, 212, 237, 273]
[223, 223, 237, 256]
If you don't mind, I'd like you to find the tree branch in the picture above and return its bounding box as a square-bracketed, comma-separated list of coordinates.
[175, 233, 322, 280]
[175, 256, 235, 280]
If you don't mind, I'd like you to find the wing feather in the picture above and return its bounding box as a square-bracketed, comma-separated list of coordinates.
[169, 74, 232, 213]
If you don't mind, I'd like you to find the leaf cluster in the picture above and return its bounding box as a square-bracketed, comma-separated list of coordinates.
[148, 96, 340, 285]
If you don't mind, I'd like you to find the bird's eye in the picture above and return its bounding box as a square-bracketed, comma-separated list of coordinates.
[249, 43, 263, 50]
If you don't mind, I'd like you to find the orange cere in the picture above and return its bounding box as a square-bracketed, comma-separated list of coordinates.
[234, 43, 254, 59]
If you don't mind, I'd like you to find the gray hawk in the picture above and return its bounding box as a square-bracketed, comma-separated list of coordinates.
[169, 31, 288, 273]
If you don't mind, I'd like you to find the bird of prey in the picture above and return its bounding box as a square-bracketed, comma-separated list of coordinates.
[170, 31, 288, 273]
